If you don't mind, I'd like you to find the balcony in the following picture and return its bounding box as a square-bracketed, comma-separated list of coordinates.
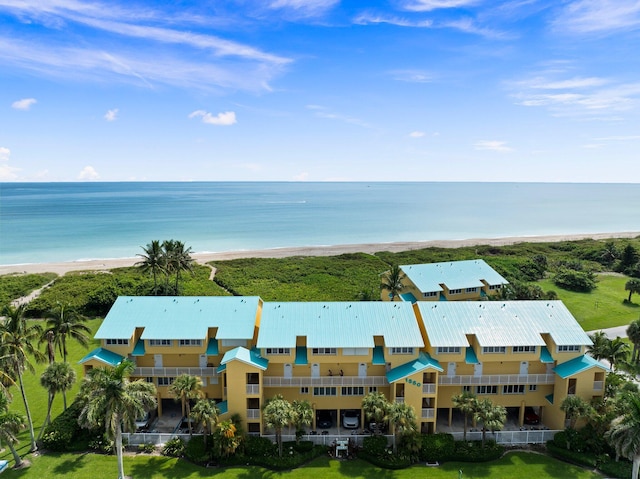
[421, 408, 435, 419]
[439, 374, 555, 386]
[395, 397, 405, 404]
[262, 376, 388, 387]
[246, 409, 260, 419]
[246, 384, 260, 395]
[133, 366, 218, 378]
[422, 383, 437, 394]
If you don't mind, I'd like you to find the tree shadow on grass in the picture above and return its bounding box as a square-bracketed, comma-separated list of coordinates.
[52, 452, 90, 476]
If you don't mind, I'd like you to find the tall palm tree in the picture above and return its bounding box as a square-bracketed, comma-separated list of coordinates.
[262, 394, 293, 457]
[38, 362, 76, 440]
[291, 399, 313, 442]
[170, 240, 195, 293]
[388, 402, 417, 452]
[169, 374, 202, 436]
[627, 319, 640, 364]
[561, 395, 593, 429]
[626, 279, 640, 303]
[191, 398, 219, 449]
[0, 411, 28, 469]
[78, 360, 157, 479]
[605, 393, 640, 479]
[473, 399, 506, 448]
[605, 337, 630, 371]
[0, 304, 45, 452]
[216, 420, 239, 458]
[362, 391, 390, 434]
[136, 240, 165, 294]
[587, 331, 610, 361]
[380, 264, 405, 302]
[452, 391, 477, 441]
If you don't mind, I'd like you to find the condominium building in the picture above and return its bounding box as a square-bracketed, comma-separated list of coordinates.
[81, 295, 607, 434]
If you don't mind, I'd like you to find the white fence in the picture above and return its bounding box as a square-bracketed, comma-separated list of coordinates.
[449, 429, 560, 445]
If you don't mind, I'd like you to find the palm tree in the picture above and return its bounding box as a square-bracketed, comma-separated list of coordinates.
[561, 395, 593, 429]
[388, 402, 417, 452]
[628, 319, 640, 364]
[605, 393, 640, 479]
[626, 279, 640, 303]
[362, 391, 390, 434]
[0, 304, 45, 452]
[587, 331, 610, 361]
[216, 420, 240, 458]
[0, 411, 28, 469]
[262, 394, 293, 457]
[78, 360, 157, 479]
[191, 398, 219, 449]
[473, 399, 506, 448]
[45, 303, 90, 408]
[380, 264, 405, 301]
[136, 240, 165, 294]
[38, 362, 76, 440]
[605, 337, 630, 371]
[169, 374, 202, 436]
[161, 239, 194, 294]
[452, 391, 477, 441]
[291, 399, 313, 442]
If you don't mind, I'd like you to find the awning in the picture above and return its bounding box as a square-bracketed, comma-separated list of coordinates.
[465, 347, 479, 364]
[372, 346, 386, 365]
[132, 339, 145, 356]
[206, 338, 219, 355]
[295, 346, 308, 365]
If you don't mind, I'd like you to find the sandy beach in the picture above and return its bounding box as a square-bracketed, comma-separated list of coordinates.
[1, 231, 638, 277]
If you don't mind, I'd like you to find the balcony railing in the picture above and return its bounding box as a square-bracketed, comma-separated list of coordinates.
[439, 374, 555, 386]
[422, 383, 436, 394]
[593, 381, 604, 391]
[395, 397, 405, 404]
[133, 366, 217, 378]
[246, 384, 260, 395]
[263, 376, 388, 387]
[246, 409, 260, 419]
[421, 408, 435, 419]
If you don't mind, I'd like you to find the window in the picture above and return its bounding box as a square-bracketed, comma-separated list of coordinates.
[503, 385, 525, 394]
[221, 339, 246, 347]
[482, 346, 506, 354]
[312, 348, 336, 355]
[475, 385, 498, 395]
[437, 347, 461, 354]
[391, 347, 414, 355]
[489, 284, 502, 290]
[341, 386, 364, 396]
[558, 345, 581, 352]
[423, 291, 438, 297]
[300, 387, 309, 394]
[313, 387, 337, 396]
[179, 339, 202, 347]
[265, 348, 290, 355]
[149, 339, 172, 346]
[105, 339, 129, 345]
[157, 377, 175, 386]
[145, 377, 154, 383]
[342, 348, 368, 355]
[369, 386, 378, 393]
[529, 385, 538, 391]
[448, 289, 462, 295]
[463, 386, 472, 393]
[465, 287, 478, 293]
[513, 346, 536, 353]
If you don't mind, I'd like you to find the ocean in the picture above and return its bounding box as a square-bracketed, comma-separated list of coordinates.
[1, 182, 639, 266]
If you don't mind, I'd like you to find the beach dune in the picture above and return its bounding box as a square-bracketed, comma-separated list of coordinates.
[1, 232, 638, 277]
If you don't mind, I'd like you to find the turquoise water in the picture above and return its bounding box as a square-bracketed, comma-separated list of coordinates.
[1, 182, 639, 265]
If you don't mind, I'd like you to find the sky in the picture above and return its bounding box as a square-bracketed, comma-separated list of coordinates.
[1, 0, 640, 183]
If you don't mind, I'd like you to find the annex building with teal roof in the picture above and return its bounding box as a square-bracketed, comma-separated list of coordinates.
[84, 266, 606, 436]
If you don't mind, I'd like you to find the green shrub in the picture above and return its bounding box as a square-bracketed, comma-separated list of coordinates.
[453, 440, 503, 462]
[185, 435, 210, 464]
[598, 457, 634, 478]
[162, 437, 186, 457]
[420, 433, 455, 462]
[553, 268, 597, 292]
[138, 443, 156, 454]
[546, 441, 597, 468]
[362, 435, 388, 456]
[243, 435, 276, 457]
[41, 401, 84, 451]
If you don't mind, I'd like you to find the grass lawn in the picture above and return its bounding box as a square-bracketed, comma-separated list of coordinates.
[0, 452, 604, 479]
[538, 274, 640, 331]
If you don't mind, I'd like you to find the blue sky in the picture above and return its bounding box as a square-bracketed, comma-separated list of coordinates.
[1, 0, 639, 182]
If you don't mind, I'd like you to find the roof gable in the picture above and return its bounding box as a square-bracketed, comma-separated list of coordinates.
[401, 259, 508, 293]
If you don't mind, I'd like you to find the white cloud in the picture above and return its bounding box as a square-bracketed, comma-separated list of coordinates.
[78, 165, 100, 180]
[269, 0, 339, 18]
[104, 108, 118, 121]
[188, 110, 237, 126]
[0, 146, 10, 161]
[0, 147, 20, 180]
[402, 0, 480, 12]
[293, 171, 309, 181]
[305, 105, 372, 128]
[353, 13, 433, 28]
[554, 0, 640, 34]
[12, 98, 37, 110]
[389, 69, 433, 83]
[475, 140, 513, 152]
[409, 131, 426, 137]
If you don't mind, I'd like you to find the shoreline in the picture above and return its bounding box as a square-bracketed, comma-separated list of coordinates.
[1, 231, 638, 276]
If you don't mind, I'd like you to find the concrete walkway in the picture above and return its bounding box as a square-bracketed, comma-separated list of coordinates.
[587, 325, 631, 340]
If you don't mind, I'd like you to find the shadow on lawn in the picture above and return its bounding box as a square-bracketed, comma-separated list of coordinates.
[51, 452, 90, 476]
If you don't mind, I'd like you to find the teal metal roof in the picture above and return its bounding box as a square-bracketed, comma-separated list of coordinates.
[417, 301, 592, 348]
[465, 347, 479, 364]
[217, 400, 228, 415]
[257, 302, 424, 349]
[545, 393, 554, 405]
[217, 363, 226, 373]
[132, 339, 145, 356]
[95, 296, 261, 340]
[79, 347, 124, 366]
[220, 347, 269, 371]
[540, 346, 554, 363]
[386, 353, 443, 383]
[400, 292, 417, 303]
[372, 346, 386, 365]
[295, 346, 308, 365]
[401, 259, 508, 293]
[554, 354, 609, 379]
[206, 339, 219, 355]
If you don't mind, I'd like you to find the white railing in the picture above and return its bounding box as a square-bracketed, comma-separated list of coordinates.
[246, 409, 260, 419]
[123, 432, 192, 445]
[449, 429, 560, 445]
[421, 408, 435, 419]
[395, 397, 405, 404]
[422, 383, 436, 394]
[133, 366, 217, 378]
[593, 381, 604, 391]
[263, 376, 388, 387]
[439, 374, 555, 386]
[246, 384, 260, 395]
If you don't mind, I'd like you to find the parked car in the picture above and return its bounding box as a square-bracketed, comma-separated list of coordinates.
[317, 410, 332, 429]
[524, 407, 540, 425]
[135, 411, 152, 430]
[342, 410, 360, 429]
